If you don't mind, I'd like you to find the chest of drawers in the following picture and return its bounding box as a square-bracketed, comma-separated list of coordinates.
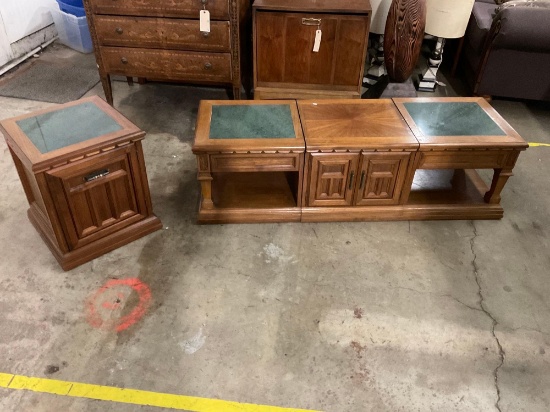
[83, 0, 251, 104]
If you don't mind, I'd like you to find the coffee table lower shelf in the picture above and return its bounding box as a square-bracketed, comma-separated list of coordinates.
[198, 172, 301, 224]
[199, 169, 504, 223]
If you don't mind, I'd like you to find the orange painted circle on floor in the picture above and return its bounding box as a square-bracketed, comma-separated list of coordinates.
[86, 278, 151, 332]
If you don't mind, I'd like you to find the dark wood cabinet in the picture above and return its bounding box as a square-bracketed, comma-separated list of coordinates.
[83, 0, 251, 104]
[0, 97, 162, 270]
[253, 0, 371, 100]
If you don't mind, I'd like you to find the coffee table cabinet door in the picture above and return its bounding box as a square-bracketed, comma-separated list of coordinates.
[45, 146, 147, 250]
[308, 153, 359, 207]
[354, 153, 411, 206]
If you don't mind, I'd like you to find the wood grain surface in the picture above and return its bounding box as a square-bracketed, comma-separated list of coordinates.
[252, 0, 371, 14]
[384, 0, 426, 82]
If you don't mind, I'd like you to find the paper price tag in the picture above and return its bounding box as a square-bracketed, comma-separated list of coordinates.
[313, 29, 322, 52]
[200, 9, 210, 33]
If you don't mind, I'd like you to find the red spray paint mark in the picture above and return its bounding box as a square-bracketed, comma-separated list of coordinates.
[86, 278, 151, 332]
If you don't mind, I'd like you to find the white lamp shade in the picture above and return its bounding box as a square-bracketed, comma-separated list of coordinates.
[426, 0, 475, 38]
[369, 0, 392, 34]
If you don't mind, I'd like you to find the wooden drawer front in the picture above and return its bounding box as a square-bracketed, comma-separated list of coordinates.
[94, 16, 231, 52]
[210, 154, 300, 172]
[46, 147, 146, 250]
[355, 153, 410, 206]
[101, 47, 232, 83]
[308, 153, 359, 207]
[91, 0, 229, 20]
[419, 150, 511, 169]
[256, 11, 368, 87]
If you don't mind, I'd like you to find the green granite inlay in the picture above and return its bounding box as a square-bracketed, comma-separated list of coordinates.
[16, 102, 123, 154]
[403, 102, 506, 136]
[210, 105, 296, 139]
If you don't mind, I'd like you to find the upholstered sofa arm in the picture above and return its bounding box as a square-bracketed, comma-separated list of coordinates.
[491, 7, 550, 52]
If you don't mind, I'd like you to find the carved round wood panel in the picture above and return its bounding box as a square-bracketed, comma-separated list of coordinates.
[384, 0, 426, 82]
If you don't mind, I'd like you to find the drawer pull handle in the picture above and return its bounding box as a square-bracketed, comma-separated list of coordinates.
[115, 27, 123, 34]
[204, 62, 212, 70]
[349, 171, 354, 190]
[302, 18, 321, 26]
[84, 169, 110, 182]
[359, 171, 366, 189]
[121, 57, 128, 64]
[202, 31, 210, 38]
[201, 0, 208, 4]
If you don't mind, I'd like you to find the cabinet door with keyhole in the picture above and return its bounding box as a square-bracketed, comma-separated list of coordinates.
[45, 146, 147, 250]
[354, 153, 411, 206]
[308, 153, 359, 206]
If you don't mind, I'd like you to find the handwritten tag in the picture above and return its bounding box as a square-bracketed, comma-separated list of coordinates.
[200, 10, 210, 33]
[313, 29, 322, 52]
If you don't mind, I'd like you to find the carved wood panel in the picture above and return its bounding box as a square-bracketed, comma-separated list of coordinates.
[91, 0, 230, 19]
[46, 147, 145, 250]
[308, 153, 359, 206]
[101, 47, 232, 82]
[355, 153, 410, 206]
[94, 16, 231, 52]
[384, 0, 426, 82]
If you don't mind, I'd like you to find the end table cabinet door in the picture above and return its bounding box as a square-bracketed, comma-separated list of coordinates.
[45, 146, 147, 250]
[308, 153, 359, 206]
[354, 153, 410, 206]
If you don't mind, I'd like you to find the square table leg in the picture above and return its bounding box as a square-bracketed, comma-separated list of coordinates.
[484, 168, 514, 204]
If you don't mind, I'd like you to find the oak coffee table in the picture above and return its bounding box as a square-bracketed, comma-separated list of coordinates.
[193, 97, 527, 223]
[192, 100, 305, 223]
[0, 96, 162, 270]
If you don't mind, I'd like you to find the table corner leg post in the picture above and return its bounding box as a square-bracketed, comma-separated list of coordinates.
[196, 154, 214, 209]
[101, 74, 114, 106]
[199, 176, 214, 210]
[484, 168, 513, 204]
[233, 85, 242, 100]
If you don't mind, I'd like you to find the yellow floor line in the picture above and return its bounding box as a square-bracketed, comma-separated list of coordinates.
[529, 143, 550, 147]
[0, 372, 321, 412]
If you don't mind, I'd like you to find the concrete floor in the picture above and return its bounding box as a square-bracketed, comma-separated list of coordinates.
[1, 43, 550, 412]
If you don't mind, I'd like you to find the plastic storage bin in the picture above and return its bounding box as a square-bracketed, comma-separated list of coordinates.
[55, 0, 85, 17]
[50, 8, 93, 53]
[61, 0, 83, 6]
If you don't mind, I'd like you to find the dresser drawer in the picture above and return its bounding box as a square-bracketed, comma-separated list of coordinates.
[101, 47, 232, 83]
[91, 0, 230, 20]
[94, 16, 231, 52]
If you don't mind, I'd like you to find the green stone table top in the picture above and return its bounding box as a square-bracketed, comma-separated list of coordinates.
[210, 104, 296, 139]
[402, 102, 506, 137]
[16, 101, 123, 154]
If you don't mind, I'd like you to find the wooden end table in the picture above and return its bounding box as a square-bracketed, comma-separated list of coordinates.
[192, 100, 305, 223]
[394, 97, 528, 220]
[0, 96, 162, 270]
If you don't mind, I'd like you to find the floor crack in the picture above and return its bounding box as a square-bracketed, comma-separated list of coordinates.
[470, 221, 504, 412]
[387, 285, 483, 313]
